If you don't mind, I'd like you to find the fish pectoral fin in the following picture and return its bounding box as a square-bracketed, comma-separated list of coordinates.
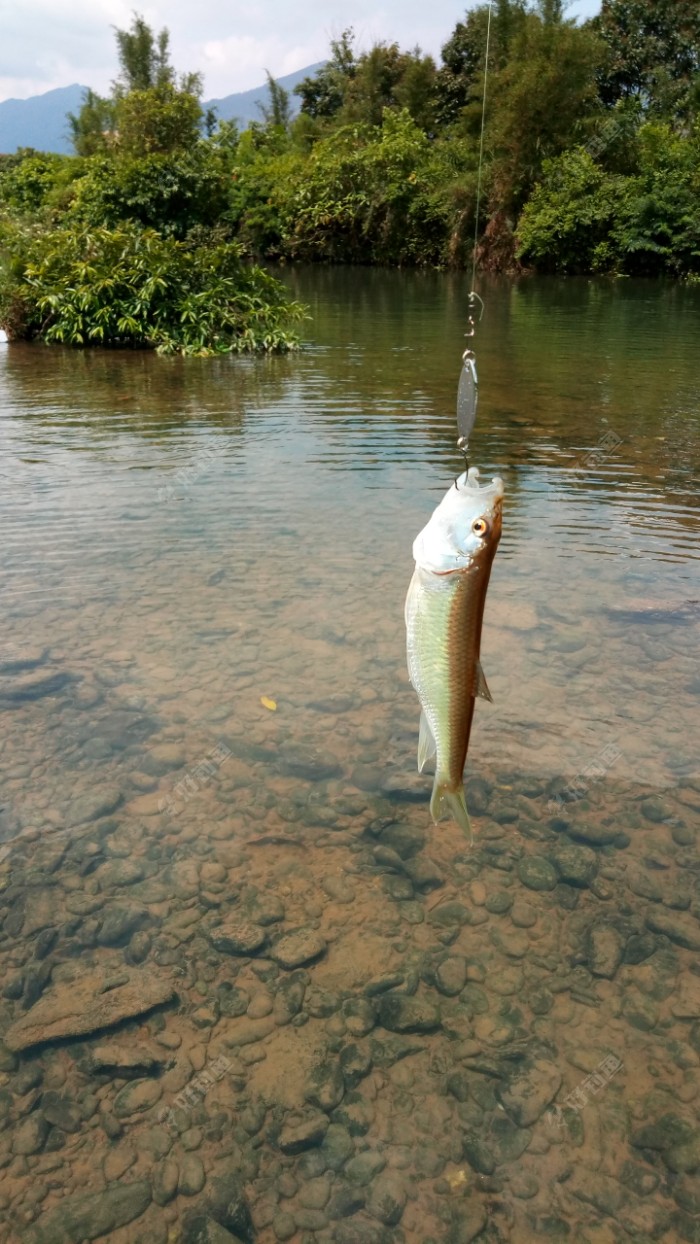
[473, 658, 493, 703]
[417, 710, 437, 774]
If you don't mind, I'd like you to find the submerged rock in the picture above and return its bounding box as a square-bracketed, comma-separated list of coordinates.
[89, 1040, 166, 1075]
[209, 918, 268, 956]
[376, 995, 440, 1034]
[23, 1180, 151, 1243]
[646, 910, 700, 952]
[278, 1110, 329, 1154]
[113, 1078, 163, 1118]
[517, 856, 558, 892]
[4, 968, 175, 1052]
[272, 928, 327, 968]
[551, 845, 598, 888]
[66, 786, 123, 825]
[498, 1059, 562, 1127]
[587, 924, 624, 978]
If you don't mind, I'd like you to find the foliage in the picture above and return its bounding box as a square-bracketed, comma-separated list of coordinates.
[0, 152, 78, 214]
[68, 90, 117, 157]
[0, 221, 305, 353]
[227, 110, 470, 265]
[66, 149, 231, 237]
[113, 14, 177, 92]
[486, 10, 604, 213]
[517, 121, 700, 274]
[592, 0, 700, 123]
[295, 31, 357, 120]
[69, 13, 203, 159]
[435, 2, 526, 128]
[3, 3, 700, 305]
[258, 72, 291, 130]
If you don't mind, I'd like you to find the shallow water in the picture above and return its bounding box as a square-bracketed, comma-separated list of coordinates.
[0, 270, 699, 1244]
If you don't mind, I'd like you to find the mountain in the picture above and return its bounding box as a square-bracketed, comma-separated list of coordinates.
[0, 65, 322, 156]
[0, 84, 86, 155]
[206, 63, 323, 128]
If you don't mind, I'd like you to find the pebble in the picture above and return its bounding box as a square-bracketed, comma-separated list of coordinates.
[551, 845, 598, 888]
[366, 1173, 406, 1225]
[498, 1059, 562, 1126]
[209, 918, 268, 956]
[587, 924, 624, 978]
[113, 1079, 162, 1118]
[646, 910, 700, 951]
[434, 957, 468, 997]
[178, 1154, 206, 1196]
[278, 1111, 329, 1154]
[11, 1116, 49, 1156]
[376, 995, 440, 1033]
[345, 1150, 386, 1186]
[152, 1159, 179, 1206]
[103, 1145, 136, 1182]
[271, 929, 327, 968]
[273, 1211, 297, 1241]
[517, 856, 558, 892]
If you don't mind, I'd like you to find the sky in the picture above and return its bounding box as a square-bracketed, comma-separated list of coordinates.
[0, 0, 602, 104]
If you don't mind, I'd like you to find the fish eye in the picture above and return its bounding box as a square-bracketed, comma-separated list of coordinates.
[472, 518, 488, 536]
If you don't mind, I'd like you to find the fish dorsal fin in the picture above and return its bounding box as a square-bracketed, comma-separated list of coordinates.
[417, 710, 437, 774]
[473, 658, 493, 702]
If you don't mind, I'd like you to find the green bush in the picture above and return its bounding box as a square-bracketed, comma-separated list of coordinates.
[517, 122, 700, 275]
[231, 110, 459, 266]
[68, 149, 232, 238]
[0, 221, 305, 354]
[0, 152, 81, 215]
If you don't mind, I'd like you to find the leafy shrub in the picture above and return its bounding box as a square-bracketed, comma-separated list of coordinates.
[0, 221, 305, 353]
[517, 123, 700, 275]
[0, 152, 80, 215]
[68, 150, 232, 238]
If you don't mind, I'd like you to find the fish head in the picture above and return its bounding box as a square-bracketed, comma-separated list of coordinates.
[413, 466, 503, 574]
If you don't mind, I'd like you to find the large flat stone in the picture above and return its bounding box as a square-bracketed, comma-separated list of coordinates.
[3, 968, 175, 1052]
[24, 1180, 151, 1243]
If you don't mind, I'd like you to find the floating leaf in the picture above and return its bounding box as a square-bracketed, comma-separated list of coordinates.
[260, 696, 277, 711]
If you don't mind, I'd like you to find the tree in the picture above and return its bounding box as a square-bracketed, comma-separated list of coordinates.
[114, 15, 175, 92]
[295, 30, 356, 120]
[393, 51, 437, 133]
[68, 89, 117, 157]
[258, 72, 291, 129]
[68, 14, 203, 159]
[488, 11, 603, 212]
[435, 2, 526, 129]
[592, 0, 700, 123]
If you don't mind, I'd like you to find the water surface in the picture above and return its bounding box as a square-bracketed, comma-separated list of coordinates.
[0, 270, 699, 1244]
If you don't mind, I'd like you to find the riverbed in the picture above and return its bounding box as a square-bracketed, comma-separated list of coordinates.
[0, 270, 698, 1243]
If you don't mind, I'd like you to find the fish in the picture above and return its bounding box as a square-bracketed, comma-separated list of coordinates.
[405, 466, 504, 838]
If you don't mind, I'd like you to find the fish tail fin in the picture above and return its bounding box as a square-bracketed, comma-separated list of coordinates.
[430, 779, 472, 843]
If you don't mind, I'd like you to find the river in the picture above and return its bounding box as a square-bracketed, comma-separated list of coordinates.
[0, 269, 699, 1243]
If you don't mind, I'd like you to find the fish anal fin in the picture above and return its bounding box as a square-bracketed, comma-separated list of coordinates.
[417, 710, 437, 774]
[473, 658, 493, 702]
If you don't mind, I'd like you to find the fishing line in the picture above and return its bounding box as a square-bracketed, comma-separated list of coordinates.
[457, 0, 493, 471]
[470, 0, 494, 297]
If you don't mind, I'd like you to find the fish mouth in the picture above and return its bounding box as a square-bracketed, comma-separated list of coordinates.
[458, 466, 504, 536]
[458, 466, 504, 499]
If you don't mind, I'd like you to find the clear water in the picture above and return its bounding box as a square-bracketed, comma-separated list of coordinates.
[0, 270, 699, 1243]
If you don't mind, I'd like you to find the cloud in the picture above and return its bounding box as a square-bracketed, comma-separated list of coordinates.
[198, 36, 326, 98]
[0, 0, 602, 103]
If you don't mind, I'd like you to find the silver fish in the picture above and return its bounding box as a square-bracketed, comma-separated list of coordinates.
[405, 466, 504, 837]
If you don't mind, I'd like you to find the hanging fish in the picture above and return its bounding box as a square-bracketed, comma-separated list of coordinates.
[405, 466, 503, 839]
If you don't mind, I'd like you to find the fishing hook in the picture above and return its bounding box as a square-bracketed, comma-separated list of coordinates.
[455, 436, 470, 488]
[465, 291, 485, 341]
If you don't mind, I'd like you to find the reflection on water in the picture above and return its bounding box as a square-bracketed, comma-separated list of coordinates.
[0, 271, 699, 1244]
